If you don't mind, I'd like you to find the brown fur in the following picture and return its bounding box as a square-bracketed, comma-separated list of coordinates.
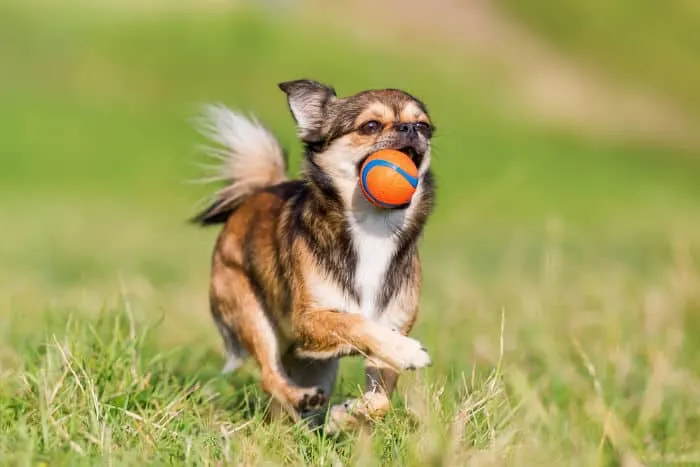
[193, 79, 436, 430]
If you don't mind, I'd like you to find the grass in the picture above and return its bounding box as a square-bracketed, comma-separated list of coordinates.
[0, 308, 512, 465]
[500, 0, 700, 118]
[1, 2, 700, 465]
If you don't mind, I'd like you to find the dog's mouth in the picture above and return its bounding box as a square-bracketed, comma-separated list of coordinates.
[356, 146, 424, 175]
[401, 146, 424, 168]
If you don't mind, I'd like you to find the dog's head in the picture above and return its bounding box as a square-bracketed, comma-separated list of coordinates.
[279, 79, 434, 206]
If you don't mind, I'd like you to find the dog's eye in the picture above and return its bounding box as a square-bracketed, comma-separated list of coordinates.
[359, 120, 383, 135]
[414, 122, 433, 138]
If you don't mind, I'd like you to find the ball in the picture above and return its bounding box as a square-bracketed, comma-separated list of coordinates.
[359, 149, 419, 209]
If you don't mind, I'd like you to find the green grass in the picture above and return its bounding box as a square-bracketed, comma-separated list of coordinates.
[1, 3, 700, 465]
[500, 0, 700, 117]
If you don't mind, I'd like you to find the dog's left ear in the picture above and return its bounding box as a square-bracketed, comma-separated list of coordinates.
[278, 79, 336, 142]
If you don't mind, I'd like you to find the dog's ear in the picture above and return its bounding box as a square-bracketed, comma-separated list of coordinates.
[278, 79, 336, 142]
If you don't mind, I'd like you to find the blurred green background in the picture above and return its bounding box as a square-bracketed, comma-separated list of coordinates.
[1, 0, 700, 464]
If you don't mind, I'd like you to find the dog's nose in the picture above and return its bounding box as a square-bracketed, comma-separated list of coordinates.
[395, 123, 416, 136]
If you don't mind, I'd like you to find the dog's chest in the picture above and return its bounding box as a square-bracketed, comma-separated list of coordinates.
[306, 211, 402, 319]
[352, 223, 398, 319]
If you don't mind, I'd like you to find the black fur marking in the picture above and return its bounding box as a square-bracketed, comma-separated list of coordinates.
[257, 181, 303, 316]
[263, 180, 305, 199]
[305, 141, 326, 154]
[241, 210, 269, 310]
[190, 197, 247, 226]
[270, 205, 293, 316]
[304, 156, 344, 205]
[378, 169, 436, 310]
[289, 185, 360, 304]
[191, 180, 302, 227]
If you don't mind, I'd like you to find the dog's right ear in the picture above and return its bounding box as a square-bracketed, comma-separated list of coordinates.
[278, 79, 336, 142]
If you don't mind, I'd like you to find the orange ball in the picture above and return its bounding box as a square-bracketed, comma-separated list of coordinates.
[359, 149, 419, 209]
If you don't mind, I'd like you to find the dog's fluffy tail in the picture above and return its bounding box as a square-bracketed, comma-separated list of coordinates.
[191, 104, 288, 225]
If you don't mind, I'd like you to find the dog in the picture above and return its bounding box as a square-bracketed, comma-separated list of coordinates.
[191, 79, 436, 432]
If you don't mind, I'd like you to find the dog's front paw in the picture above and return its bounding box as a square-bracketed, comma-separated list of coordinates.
[375, 331, 432, 371]
[394, 336, 432, 370]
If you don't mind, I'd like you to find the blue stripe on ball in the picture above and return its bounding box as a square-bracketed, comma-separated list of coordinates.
[360, 159, 419, 208]
[362, 160, 419, 188]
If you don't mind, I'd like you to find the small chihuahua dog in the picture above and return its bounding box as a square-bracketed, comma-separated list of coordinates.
[192, 79, 436, 431]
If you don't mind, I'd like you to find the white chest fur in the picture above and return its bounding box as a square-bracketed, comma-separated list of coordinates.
[303, 146, 428, 321]
[305, 207, 404, 320]
[349, 209, 403, 319]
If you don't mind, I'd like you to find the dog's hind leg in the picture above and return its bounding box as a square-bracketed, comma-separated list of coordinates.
[280, 351, 339, 427]
[214, 315, 249, 374]
[211, 266, 327, 418]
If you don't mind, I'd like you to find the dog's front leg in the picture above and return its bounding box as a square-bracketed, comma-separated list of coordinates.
[292, 309, 430, 372]
[323, 294, 422, 433]
[324, 324, 414, 433]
